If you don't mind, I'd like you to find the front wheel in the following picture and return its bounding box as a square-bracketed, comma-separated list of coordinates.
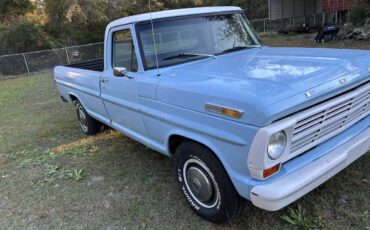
[75, 101, 102, 135]
[174, 141, 247, 223]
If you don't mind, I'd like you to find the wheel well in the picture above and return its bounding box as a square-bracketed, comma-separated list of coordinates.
[69, 94, 78, 103]
[168, 135, 188, 155]
[168, 135, 213, 156]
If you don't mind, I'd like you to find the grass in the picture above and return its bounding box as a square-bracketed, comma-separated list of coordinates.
[0, 35, 369, 229]
[262, 33, 370, 50]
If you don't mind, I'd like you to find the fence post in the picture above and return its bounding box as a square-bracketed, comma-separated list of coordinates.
[322, 13, 325, 26]
[281, 18, 283, 30]
[264, 19, 266, 34]
[347, 10, 350, 24]
[270, 20, 272, 36]
[65, 48, 70, 65]
[22, 53, 30, 76]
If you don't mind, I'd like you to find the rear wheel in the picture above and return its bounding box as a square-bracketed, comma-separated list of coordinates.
[76, 101, 102, 135]
[174, 141, 247, 223]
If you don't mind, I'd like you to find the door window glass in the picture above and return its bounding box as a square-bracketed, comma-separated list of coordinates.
[112, 29, 138, 72]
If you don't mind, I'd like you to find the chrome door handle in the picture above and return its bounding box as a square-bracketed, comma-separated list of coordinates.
[100, 78, 109, 83]
[125, 74, 135, 79]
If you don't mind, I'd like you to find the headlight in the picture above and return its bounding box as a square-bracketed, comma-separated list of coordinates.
[267, 131, 287, 160]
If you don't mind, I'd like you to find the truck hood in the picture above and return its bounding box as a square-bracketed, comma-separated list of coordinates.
[157, 47, 370, 126]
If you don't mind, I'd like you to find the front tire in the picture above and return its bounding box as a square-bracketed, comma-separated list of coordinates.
[174, 141, 247, 223]
[75, 101, 102, 135]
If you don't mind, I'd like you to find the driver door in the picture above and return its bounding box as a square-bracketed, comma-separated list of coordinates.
[100, 25, 147, 137]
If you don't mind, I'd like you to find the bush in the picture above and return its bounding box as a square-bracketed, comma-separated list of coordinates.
[0, 20, 55, 55]
[57, 22, 106, 45]
[350, 7, 369, 26]
[350, 0, 370, 26]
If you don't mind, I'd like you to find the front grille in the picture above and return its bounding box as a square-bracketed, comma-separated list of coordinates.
[290, 82, 370, 156]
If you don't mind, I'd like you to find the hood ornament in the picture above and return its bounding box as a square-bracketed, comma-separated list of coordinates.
[368, 68, 370, 73]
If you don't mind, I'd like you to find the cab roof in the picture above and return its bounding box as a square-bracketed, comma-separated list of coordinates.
[107, 6, 243, 29]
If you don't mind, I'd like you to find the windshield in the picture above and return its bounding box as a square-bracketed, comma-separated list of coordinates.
[136, 14, 261, 69]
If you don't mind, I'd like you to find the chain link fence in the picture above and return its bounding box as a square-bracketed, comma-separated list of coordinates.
[250, 10, 359, 36]
[0, 42, 104, 80]
[0, 12, 359, 80]
[250, 14, 325, 35]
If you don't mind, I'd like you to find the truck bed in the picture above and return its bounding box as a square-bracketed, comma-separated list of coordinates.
[55, 59, 105, 119]
[66, 59, 104, 72]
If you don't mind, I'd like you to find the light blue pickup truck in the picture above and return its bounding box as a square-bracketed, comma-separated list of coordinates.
[54, 6, 370, 223]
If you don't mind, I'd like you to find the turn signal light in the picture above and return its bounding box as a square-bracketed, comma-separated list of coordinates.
[222, 108, 241, 118]
[263, 164, 281, 178]
[205, 104, 243, 119]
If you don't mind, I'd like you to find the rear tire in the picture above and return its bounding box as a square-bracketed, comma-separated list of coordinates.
[174, 141, 247, 223]
[75, 101, 102, 135]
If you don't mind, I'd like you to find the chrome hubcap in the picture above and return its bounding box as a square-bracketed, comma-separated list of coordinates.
[183, 159, 219, 208]
[186, 167, 213, 203]
[78, 106, 88, 132]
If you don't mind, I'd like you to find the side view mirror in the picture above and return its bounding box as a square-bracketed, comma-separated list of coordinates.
[113, 67, 128, 77]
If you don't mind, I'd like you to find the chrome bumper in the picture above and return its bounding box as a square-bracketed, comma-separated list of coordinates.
[250, 127, 370, 211]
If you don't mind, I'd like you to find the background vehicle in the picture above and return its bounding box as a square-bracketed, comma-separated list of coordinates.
[54, 7, 370, 223]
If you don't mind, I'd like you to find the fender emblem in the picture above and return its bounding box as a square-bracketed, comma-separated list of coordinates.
[304, 91, 314, 98]
[339, 78, 347, 84]
[368, 68, 370, 73]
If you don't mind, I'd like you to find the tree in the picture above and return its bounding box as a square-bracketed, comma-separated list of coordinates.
[161, 0, 200, 9]
[0, 0, 270, 55]
[189, 0, 268, 19]
[350, 0, 370, 26]
[235, 0, 268, 19]
[44, 0, 73, 35]
[0, 20, 54, 55]
[0, 0, 34, 25]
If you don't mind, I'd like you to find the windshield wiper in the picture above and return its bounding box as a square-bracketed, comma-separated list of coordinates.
[218, 45, 260, 55]
[163, 53, 217, 61]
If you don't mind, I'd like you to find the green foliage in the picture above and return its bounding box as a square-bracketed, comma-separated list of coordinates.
[350, 7, 370, 26]
[66, 169, 83, 181]
[350, 0, 370, 26]
[161, 0, 199, 9]
[0, 20, 55, 55]
[44, 0, 73, 36]
[45, 165, 60, 175]
[0, 0, 270, 54]
[280, 204, 323, 230]
[44, 165, 84, 183]
[0, 0, 34, 25]
[199, 0, 267, 19]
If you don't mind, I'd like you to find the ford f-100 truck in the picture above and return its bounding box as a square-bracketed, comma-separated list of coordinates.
[54, 6, 370, 223]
